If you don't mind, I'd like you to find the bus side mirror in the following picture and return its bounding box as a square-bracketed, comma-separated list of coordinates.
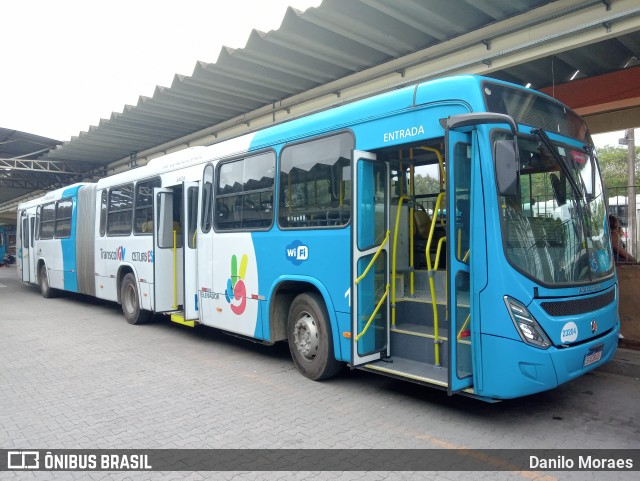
[495, 139, 519, 197]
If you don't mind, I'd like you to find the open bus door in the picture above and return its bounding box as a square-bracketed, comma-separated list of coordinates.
[20, 212, 30, 282]
[182, 181, 199, 320]
[446, 129, 475, 394]
[351, 151, 390, 366]
[153, 188, 183, 312]
[28, 214, 36, 282]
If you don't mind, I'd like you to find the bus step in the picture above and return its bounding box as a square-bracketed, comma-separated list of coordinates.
[363, 357, 448, 387]
[170, 312, 196, 328]
[391, 326, 449, 367]
[394, 301, 446, 329]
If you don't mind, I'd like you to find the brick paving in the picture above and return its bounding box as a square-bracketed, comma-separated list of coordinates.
[1, 267, 638, 480]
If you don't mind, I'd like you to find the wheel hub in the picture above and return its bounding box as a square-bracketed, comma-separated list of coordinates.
[293, 312, 319, 361]
[123, 284, 136, 313]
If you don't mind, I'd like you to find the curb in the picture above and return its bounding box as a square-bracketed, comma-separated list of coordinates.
[596, 347, 640, 379]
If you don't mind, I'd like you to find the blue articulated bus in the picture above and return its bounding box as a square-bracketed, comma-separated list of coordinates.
[17, 75, 619, 400]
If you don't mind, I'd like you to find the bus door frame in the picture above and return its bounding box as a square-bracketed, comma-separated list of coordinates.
[443, 112, 518, 395]
[28, 212, 37, 282]
[445, 129, 475, 394]
[153, 187, 183, 312]
[20, 211, 31, 282]
[350, 150, 391, 366]
[182, 181, 199, 320]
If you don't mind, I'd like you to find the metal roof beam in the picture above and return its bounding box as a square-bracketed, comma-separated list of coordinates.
[89, 0, 637, 180]
[0, 158, 91, 175]
[0, 177, 64, 190]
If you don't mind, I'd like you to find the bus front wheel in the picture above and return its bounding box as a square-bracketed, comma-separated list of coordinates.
[287, 292, 342, 381]
[39, 264, 57, 298]
[121, 273, 151, 325]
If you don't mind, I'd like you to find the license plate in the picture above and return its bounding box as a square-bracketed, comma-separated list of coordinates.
[583, 344, 603, 367]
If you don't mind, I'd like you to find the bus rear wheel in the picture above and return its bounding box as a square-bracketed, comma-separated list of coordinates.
[39, 264, 58, 298]
[287, 292, 342, 381]
[121, 273, 151, 325]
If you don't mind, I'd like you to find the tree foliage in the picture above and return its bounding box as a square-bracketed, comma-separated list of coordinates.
[597, 145, 640, 189]
[414, 174, 440, 195]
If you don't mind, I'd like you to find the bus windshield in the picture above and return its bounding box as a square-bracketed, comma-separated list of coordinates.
[496, 133, 614, 286]
[483, 81, 589, 143]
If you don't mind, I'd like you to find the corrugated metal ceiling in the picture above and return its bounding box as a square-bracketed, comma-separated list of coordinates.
[39, 0, 550, 165]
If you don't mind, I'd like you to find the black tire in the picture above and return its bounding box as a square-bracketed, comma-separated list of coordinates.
[121, 273, 152, 325]
[39, 264, 58, 298]
[287, 292, 343, 381]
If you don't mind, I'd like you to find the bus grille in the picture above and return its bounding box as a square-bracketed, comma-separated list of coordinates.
[540, 290, 615, 317]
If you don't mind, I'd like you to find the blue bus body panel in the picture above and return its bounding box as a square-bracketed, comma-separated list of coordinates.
[61, 185, 81, 293]
[414, 76, 486, 109]
[249, 76, 485, 153]
[248, 86, 417, 150]
[244, 79, 483, 365]
[479, 325, 618, 399]
[251, 229, 351, 360]
[0, 226, 6, 261]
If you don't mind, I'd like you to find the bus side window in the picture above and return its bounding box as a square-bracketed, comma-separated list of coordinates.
[30, 217, 35, 247]
[107, 184, 134, 236]
[278, 133, 353, 229]
[40, 202, 55, 239]
[22, 217, 29, 247]
[134, 178, 160, 234]
[35, 206, 40, 241]
[201, 164, 213, 233]
[215, 152, 275, 231]
[54, 199, 72, 238]
[99, 190, 107, 237]
[187, 186, 199, 248]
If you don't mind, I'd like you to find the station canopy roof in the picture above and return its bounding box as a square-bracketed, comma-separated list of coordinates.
[2, 0, 640, 210]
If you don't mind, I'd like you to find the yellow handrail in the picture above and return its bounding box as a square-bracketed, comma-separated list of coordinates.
[409, 162, 415, 296]
[355, 283, 390, 342]
[418, 146, 445, 191]
[434, 237, 446, 270]
[391, 196, 410, 326]
[355, 230, 390, 285]
[457, 313, 471, 341]
[425, 192, 445, 268]
[425, 192, 446, 366]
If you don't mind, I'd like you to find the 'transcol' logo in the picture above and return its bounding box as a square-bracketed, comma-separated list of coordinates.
[286, 240, 309, 265]
[100, 246, 125, 261]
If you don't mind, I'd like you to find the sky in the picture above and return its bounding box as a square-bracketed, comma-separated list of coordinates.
[1, 0, 321, 142]
[592, 130, 637, 149]
[1, 0, 634, 150]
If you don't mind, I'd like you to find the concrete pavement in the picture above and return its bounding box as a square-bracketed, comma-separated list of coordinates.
[598, 346, 640, 379]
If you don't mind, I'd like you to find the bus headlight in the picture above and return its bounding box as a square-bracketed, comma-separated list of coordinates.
[504, 296, 551, 349]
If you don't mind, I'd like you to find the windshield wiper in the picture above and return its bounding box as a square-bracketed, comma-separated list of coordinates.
[531, 129, 592, 280]
[531, 129, 583, 199]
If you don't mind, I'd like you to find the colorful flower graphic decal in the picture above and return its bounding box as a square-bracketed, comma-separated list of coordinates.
[225, 254, 248, 315]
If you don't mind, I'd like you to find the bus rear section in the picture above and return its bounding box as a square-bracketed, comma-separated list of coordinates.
[17, 183, 96, 298]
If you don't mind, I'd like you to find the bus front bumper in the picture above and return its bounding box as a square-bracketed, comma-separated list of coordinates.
[478, 325, 619, 400]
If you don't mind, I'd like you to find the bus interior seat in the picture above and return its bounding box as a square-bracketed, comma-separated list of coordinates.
[413, 207, 446, 269]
